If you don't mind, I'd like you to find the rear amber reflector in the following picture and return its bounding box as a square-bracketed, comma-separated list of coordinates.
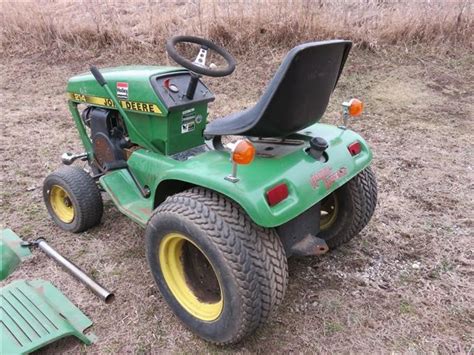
[266, 183, 289, 207]
[348, 141, 362, 156]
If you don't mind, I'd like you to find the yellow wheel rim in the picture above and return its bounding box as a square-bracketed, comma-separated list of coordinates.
[159, 233, 223, 321]
[50, 185, 75, 223]
[320, 193, 338, 231]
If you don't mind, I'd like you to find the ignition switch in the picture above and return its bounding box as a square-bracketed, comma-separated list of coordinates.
[169, 84, 179, 93]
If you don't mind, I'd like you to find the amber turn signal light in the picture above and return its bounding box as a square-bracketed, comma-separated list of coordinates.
[232, 140, 256, 165]
[347, 98, 364, 117]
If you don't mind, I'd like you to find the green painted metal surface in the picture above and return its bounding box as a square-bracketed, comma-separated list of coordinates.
[67, 66, 209, 155]
[67, 66, 182, 117]
[0, 229, 31, 281]
[99, 123, 372, 228]
[0, 279, 96, 354]
[65, 64, 373, 228]
[100, 169, 151, 227]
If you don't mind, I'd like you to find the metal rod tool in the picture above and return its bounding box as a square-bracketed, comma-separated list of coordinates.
[24, 238, 115, 303]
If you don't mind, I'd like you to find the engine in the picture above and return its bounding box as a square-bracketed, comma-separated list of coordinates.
[81, 107, 130, 171]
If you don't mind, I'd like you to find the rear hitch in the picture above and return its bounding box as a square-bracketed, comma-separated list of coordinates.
[290, 234, 329, 256]
[276, 202, 329, 257]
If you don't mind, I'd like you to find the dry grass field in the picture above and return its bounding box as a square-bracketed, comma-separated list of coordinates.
[1, 0, 473, 353]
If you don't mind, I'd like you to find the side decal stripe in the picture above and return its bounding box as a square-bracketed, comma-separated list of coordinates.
[67, 92, 162, 115]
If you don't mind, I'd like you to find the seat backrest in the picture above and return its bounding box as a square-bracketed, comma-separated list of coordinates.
[246, 40, 352, 137]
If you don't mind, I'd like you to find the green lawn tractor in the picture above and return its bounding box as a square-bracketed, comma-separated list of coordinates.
[43, 36, 377, 344]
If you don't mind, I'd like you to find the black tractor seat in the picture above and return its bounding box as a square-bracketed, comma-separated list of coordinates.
[204, 40, 352, 138]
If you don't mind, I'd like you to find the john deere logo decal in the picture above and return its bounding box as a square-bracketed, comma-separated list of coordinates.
[310, 167, 347, 189]
[67, 92, 162, 116]
[116, 82, 129, 100]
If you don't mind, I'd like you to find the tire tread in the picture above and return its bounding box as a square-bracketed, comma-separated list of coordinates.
[148, 191, 262, 344]
[180, 188, 288, 323]
[43, 166, 103, 232]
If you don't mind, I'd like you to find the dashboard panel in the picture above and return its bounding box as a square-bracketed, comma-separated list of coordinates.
[151, 73, 215, 112]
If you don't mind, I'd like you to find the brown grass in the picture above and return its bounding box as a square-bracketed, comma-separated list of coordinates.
[1, 0, 472, 59]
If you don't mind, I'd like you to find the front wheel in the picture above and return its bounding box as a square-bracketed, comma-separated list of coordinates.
[43, 166, 103, 233]
[318, 166, 377, 249]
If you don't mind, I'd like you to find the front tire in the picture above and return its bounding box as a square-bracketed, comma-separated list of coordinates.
[43, 166, 103, 233]
[145, 191, 261, 344]
[318, 166, 377, 249]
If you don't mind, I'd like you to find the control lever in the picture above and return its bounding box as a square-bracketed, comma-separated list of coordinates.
[186, 72, 201, 100]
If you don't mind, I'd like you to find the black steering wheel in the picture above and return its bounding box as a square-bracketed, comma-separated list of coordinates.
[166, 35, 236, 77]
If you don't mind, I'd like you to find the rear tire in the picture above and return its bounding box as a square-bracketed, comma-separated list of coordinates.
[318, 166, 377, 249]
[43, 166, 103, 233]
[145, 191, 262, 344]
[180, 188, 288, 324]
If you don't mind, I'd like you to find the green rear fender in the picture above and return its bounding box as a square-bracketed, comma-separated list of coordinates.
[127, 124, 373, 228]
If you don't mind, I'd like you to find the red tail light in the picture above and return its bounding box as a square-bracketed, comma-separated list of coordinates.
[348, 141, 362, 156]
[266, 183, 289, 207]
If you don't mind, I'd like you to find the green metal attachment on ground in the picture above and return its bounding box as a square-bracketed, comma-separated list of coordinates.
[1, 279, 96, 354]
[0, 229, 97, 352]
[0, 229, 32, 281]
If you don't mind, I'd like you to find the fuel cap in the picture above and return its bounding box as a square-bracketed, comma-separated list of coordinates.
[309, 137, 328, 160]
[310, 137, 328, 151]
